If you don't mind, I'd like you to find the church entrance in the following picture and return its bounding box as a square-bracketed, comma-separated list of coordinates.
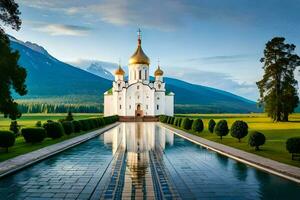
[135, 104, 143, 117]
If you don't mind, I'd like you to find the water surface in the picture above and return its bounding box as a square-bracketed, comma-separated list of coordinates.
[0, 122, 299, 199]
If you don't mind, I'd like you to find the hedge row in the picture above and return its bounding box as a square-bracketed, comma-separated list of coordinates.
[159, 116, 265, 151]
[160, 115, 204, 133]
[0, 115, 119, 152]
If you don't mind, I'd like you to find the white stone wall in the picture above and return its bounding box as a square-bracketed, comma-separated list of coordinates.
[104, 94, 113, 116]
[165, 94, 174, 116]
[125, 83, 155, 116]
[128, 64, 149, 84]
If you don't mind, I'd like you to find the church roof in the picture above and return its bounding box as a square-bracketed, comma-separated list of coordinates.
[115, 65, 125, 75]
[129, 29, 150, 65]
[154, 65, 164, 76]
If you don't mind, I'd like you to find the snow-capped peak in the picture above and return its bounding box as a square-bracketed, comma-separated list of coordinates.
[86, 62, 114, 80]
[8, 35, 49, 56]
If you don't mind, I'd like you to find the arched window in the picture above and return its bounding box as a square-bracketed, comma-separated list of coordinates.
[120, 105, 122, 109]
[145, 70, 147, 80]
[157, 105, 159, 110]
[139, 70, 142, 79]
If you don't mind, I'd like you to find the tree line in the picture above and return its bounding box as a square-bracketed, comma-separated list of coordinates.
[17, 103, 103, 113]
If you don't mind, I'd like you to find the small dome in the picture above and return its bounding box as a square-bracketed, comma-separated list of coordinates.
[154, 66, 164, 76]
[115, 66, 125, 76]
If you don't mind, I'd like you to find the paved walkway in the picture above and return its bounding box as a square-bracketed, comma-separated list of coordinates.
[0, 123, 120, 178]
[160, 123, 300, 183]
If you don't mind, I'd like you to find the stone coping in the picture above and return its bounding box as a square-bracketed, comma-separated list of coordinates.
[160, 123, 300, 184]
[0, 123, 120, 178]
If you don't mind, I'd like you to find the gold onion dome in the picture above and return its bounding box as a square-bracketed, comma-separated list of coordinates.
[154, 65, 164, 76]
[129, 29, 150, 65]
[115, 65, 125, 75]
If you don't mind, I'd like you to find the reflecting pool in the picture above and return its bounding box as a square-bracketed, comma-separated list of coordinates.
[0, 122, 300, 199]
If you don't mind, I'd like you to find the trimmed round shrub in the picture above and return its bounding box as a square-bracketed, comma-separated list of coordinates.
[96, 118, 102, 127]
[174, 118, 179, 126]
[286, 137, 300, 160]
[21, 128, 46, 143]
[99, 118, 105, 127]
[208, 119, 216, 133]
[181, 118, 192, 130]
[230, 120, 248, 142]
[92, 118, 99, 128]
[79, 119, 91, 131]
[214, 120, 229, 140]
[170, 117, 175, 124]
[62, 121, 74, 135]
[166, 116, 171, 124]
[103, 115, 118, 125]
[192, 119, 204, 133]
[65, 111, 74, 121]
[248, 131, 266, 151]
[72, 120, 81, 133]
[159, 115, 168, 123]
[10, 121, 20, 135]
[0, 131, 15, 152]
[177, 118, 182, 127]
[159, 115, 165, 122]
[168, 117, 172, 124]
[43, 122, 64, 139]
[35, 121, 42, 127]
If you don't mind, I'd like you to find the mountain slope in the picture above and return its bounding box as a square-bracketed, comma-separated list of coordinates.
[164, 77, 259, 113]
[10, 36, 111, 102]
[86, 63, 114, 80]
[10, 36, 260, 113]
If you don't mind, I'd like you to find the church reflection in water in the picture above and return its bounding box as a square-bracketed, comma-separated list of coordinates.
[102, 122, 175, 199]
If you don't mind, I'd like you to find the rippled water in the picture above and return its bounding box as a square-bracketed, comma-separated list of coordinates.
[0, 122, 299, 199]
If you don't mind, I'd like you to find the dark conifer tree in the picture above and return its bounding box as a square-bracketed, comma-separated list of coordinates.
[257, 37, 300, 121]
[0, 0, 26, 120]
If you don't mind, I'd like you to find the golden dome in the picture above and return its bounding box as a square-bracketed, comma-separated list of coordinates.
[129, 30, 150, 65]
[115, 65, 125, 76]
[154, 65, 164, 76]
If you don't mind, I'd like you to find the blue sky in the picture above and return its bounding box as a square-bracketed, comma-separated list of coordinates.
[5, 0, 300, 100]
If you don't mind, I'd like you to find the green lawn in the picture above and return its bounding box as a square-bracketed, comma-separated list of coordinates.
[174, 113, 300, 168]
[0, 113, 100, 130]
[2, 113, 300, 168]
[0, 113, 100, 162]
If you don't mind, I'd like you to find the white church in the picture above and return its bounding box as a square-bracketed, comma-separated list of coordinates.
[104, 30, 174, 119]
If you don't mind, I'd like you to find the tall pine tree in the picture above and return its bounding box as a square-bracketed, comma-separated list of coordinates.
[0, 0, 27, 120]
[257, 37, 300, 121]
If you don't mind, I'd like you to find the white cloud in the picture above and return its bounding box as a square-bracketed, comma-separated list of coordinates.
[19, 0, 300, 32]
[33, 24, 91, 36]
[167, 67, 258, 100]
[18, 0, 249, 31]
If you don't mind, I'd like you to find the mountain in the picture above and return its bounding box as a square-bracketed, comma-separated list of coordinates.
[86, 63, 114, 80]
[9, 36, 260, 113]
[9, 36, 112, 103]
[163, 77, 259, 113]
[69, 60, 117, 80]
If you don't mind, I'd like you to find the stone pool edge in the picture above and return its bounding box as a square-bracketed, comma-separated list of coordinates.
[160, 123, 300, 184]
[0, 122, 120, 179]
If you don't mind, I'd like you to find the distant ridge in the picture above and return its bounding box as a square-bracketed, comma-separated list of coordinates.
[10, 36, 260, 113]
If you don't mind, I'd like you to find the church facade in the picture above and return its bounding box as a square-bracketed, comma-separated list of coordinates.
[104, 31, 174, 118]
